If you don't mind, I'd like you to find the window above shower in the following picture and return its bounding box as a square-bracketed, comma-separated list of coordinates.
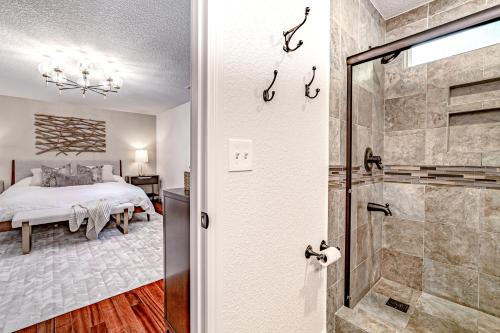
[407, 20, 500, 67]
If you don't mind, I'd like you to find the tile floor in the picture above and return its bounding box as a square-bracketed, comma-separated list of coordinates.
[335, 278, 500, 333]
[0, 213, 163, 333]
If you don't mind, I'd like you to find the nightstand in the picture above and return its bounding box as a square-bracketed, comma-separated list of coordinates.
[126, 175, 162, 217]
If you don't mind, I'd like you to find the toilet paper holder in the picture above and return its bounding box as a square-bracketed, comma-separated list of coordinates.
[305, 240, 340, 262]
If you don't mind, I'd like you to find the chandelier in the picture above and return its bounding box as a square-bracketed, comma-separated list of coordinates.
[38, 60, 123, 98]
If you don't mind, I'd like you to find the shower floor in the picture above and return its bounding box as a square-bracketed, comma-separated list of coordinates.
[335, 278, 500, 333]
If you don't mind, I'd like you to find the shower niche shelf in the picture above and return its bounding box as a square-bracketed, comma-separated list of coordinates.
[449, 107, 500, 126]
[449, 77, 500, 106]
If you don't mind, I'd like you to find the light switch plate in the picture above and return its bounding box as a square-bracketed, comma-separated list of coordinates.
[228, 139, 253, 172]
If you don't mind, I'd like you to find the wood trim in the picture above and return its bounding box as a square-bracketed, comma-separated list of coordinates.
[11, 160, 15, 185]
[119, 160, 123, 177]
[0, 221, 13, 232]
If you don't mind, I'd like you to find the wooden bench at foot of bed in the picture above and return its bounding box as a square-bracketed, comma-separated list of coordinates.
[12, 203, 134, 254]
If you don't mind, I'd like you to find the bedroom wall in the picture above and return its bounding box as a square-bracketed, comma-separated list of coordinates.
[156, 102, 190, 189]
[0, 95, 156, 186]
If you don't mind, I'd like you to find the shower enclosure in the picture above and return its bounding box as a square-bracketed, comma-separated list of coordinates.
[330, 4, 500, 332]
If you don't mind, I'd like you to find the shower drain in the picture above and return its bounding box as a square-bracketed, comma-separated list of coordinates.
[385, 298, 410, 313]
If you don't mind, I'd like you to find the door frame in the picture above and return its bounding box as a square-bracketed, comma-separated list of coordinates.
[190, 0, 206, 331]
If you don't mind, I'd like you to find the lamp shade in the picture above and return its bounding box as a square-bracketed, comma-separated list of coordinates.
[135, 149, 148, 163]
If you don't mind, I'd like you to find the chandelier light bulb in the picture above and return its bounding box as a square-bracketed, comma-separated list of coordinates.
[38, 63, 51, 76]
[79, 60, 92, 74]
[112, 76, 123, 89]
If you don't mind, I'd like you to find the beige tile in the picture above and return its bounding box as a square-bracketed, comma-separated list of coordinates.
[329, 116, 341, 166]
[335, 315, 366, 333]
[405, 308, 476, 333]
[357, 223, 371, 265]
[369, 249, 382, 287]
[480, 232, 500, 277]
[482, 152, 500, 167]
[351, 258, 372, 306]
[449, 123, 500, 153]
[480, 189, 500, 234]
[478, 311, 500, 333]
[355, 292, 410, 331]
[484, 43, 500, 79]
[384, 129, 426, 165]
[427, 48, 484, 87]
[423, 259, 478, 308]
[429, 0, 487, 28]
[479, 273, 500, 317]
[372, 278, 422, 311]
[425, 185, 480, 229]
[426, 84, 448, 129]
[386, 4, 428, 32]
[340, 0, 360, 39]
[357, 87, 373, 128]
[335, 306, 398, 333]
[424, 222, 479, 269]
[429, 0, 472, 15]
[386, 18, 428, 43]
[383, 216, 424, 257]
[415, 292, 479, 332]
[327, 280, 345, 332]
[330, 19, 343, 79]
[385, 63, 426, 99]
[356, 125, 371, 168]
[383, 183, 425, 221]
[385, 93, 426, 132]
[425, 127, 482, 166]
[329, 77, 341, 118]
[329, 188, 341, 242]
[382, 249, 423, 290]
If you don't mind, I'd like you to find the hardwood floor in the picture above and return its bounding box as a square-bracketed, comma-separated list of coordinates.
[16, 280, 165, 333]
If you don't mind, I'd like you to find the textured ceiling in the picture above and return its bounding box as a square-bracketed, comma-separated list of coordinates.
[370, 0, 430, 19]
[0, 1, 190, 115]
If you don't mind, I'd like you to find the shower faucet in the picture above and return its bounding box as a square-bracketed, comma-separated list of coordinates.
[367, 202, 392, 216]
[364, 147, 383, 172]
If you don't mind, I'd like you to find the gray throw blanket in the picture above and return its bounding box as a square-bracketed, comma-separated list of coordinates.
[69, 199, 114, 240]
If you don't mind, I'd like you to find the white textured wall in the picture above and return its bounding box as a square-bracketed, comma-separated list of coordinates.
[210, 0, 330, 332]
[0, 95, 156, 185]
[156, 102, 190, 189]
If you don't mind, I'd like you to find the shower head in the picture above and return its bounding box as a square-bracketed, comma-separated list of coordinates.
[381, 51, 401, 64]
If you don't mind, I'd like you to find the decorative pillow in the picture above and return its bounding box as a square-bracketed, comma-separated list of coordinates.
[54, 172, 94, 187]
[40, 164, 71, 187]
[101, 165, 116, 182]
[78, 165, 103, 183]
[30, 168, 43, 186]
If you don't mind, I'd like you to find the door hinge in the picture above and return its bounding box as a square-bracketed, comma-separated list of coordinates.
[201, 211, 210, 229]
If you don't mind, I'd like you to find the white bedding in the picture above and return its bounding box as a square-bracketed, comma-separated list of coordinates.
[0, 176, 154, 222]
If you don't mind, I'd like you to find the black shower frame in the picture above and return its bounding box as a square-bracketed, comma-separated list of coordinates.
[343, 4, 500, 308]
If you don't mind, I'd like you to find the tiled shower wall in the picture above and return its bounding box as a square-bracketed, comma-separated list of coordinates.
[381, 0, 500, 320]
[327, 0, 385, 331]
[328, 0, 500, 331]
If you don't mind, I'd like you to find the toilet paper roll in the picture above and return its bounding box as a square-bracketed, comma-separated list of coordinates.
[318, 247, 341, 267]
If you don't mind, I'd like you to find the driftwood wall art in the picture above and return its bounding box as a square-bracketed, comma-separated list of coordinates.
[34, 114, 106, 155]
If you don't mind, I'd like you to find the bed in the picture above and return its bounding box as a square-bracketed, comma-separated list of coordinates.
[0, 160, 155, 253]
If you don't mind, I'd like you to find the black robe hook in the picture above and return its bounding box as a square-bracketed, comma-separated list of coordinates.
[283, 7, 310, 53]
[263, 70, 278, 102]
[305, 66, 320, 99]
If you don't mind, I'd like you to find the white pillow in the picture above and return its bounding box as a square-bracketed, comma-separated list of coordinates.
[86, 164, 116, 182]
[102, 165, 116, 182]
[30, 168, 42, 186]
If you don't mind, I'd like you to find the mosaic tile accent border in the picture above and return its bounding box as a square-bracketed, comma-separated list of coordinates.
[329, 166, 383, 188]
[329, 165, 500, 189]
[384, 165, 500, 189]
